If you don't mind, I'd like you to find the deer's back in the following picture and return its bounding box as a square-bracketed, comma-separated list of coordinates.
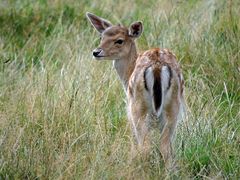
[137, 48, 181, 74]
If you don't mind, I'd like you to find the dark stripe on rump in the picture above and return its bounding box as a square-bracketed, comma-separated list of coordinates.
[167, 66, 172, 90]
[143, 67, 149, 91]
[153, 68, 162, 111]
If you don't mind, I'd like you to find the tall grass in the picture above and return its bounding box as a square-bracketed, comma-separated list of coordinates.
[0, 0, 239, 179]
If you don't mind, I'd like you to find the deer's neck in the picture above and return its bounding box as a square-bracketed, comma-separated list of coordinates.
[113, 43, 138, 92]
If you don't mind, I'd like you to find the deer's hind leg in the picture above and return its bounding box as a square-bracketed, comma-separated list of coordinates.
[160, 94, 180, 169]
[128, 99, 151, 156]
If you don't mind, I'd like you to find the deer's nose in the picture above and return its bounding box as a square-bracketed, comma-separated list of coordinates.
[93, 48, 102, 57]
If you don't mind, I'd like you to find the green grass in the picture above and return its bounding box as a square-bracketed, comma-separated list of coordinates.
[0, 0, 239, 179]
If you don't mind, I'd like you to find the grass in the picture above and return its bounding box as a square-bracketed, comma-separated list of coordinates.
[0, 0, 239, 179]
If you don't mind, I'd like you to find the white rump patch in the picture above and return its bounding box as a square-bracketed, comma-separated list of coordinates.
[161, 66, 170, 93]
[145, 66, 154, 93]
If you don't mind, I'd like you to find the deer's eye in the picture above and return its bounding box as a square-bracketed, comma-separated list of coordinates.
[115, 39, 124, 44]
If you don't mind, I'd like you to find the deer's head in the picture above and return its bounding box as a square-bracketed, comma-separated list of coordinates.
[86, 12, 143, 60]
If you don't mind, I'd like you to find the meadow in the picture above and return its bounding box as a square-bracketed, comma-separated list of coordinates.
[0, 0, 239, 179]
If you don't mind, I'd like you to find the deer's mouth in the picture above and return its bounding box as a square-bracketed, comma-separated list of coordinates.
[94, 55, 106, 59]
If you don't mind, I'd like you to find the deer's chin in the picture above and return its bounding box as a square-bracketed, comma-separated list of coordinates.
[94, 56, 115, 61]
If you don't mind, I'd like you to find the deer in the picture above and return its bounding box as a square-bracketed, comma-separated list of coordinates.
[86, 12, 184, 169]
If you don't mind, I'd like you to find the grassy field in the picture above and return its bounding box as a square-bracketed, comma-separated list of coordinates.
[0, 0, 239, 179]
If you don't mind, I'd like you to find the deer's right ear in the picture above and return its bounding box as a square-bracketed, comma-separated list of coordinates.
[129, 21, 143, 38]
[86, 12, 112, 33]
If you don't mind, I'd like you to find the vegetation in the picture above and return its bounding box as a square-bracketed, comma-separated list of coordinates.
[0, 0, 239, 179]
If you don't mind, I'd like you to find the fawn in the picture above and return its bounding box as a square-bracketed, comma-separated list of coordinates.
[86, 12, 184, 168]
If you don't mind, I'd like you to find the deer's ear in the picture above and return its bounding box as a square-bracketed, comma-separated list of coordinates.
[86, 12, 112, 33]
[129, 21, 143, 38]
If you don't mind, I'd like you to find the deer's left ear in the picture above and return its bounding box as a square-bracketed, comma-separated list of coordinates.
[129, 21, 143, 38]
[86, 12, 112, 33]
